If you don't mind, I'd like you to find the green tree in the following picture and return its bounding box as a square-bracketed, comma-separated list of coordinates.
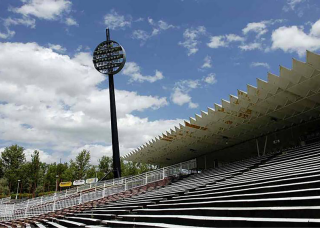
[30, 150, 41, 196]
[98, 156, 113, 179]
[43, 163, 58, 192]
[0, 178, 10, 196]
[62, 161, 76, 182]
[124, 161, 139, 176]
[74, 150, 91, 179]
[20, 162, 32, 194]
[1, 145, 25, 191]
[0, 159, 4, 178]
[86, 165, 97, 179]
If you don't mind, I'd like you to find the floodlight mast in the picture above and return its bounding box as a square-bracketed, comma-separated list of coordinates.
[93, 28, 126, 178]
[106, 28, 121, 178]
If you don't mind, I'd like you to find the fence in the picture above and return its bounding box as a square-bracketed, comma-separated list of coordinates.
[0, 159, 196, 221]
[0, 197, 11, 204]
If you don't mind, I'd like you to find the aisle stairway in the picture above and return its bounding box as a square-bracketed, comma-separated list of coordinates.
[3, 142, 320, 227]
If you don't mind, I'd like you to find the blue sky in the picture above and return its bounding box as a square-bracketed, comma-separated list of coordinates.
[0, 0, 320, 164]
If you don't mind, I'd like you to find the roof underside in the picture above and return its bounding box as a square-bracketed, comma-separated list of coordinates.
[123, 51, 320, 166]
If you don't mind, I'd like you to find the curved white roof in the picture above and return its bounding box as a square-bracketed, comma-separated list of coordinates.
[123, 51, 320, 166]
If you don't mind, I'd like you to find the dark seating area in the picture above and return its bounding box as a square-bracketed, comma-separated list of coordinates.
[2, 142, 320, 227]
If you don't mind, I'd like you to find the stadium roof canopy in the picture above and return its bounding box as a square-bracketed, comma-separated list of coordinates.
[123, 51, 320, 166]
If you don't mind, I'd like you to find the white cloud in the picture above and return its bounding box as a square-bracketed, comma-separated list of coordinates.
[4, 17, 36, 28]
[250, 62, 270, 69]
[149, 20, 175, 37]
[122, 62, 164, 83]
[0, 27, 15, 39]
[148, 18, 155, 26]
[242, 20, 284, 38]
[207, 36, 228, 48]
[147, 18, 174, 31]
[283, 0, 305, 11]
[170, 74, 217, 108]
[201, 55, 212, 69]
[171, 80, 200, 108]
[151, 29, 160, 36]
[239, 42, 262, 51]
[188, 102, 199, 109]
[132, 30, 150, 41]
[1, 148, 45, 164]
[135, 17, 144, 22]
[48, 43, 66, 53]
[179, 26, 206, 56]
[207, 20, 283, 52]
[132, 19, 175, 43]
[11, 0, 72, 20]
[171, 88, 196, 108]
[226, 34, 245, 42]
[68, 145, 112, 165]
[25, 148, 57, 163]
[0, 16, 36, 40]
[5, 0, 74, 38]
[186, 80, 200, 89]
[104, 9, 131, 30]
[271, 19, 320, 57]
[310, 20, 320, 37]
[69, 115, 183, 164]
[0, 147, 58, 164]
[65, 17, 78, 26]
[242, 21, 268, 38]
[158, 20, 175, 30]
[0, 42, 175, 162]
[207, 34, 244, 49]
[203, 73, 217, 84]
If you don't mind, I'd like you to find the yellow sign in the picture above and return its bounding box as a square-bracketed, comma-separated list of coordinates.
[86, 178, 98, 184]
[59, 182, 72, 187]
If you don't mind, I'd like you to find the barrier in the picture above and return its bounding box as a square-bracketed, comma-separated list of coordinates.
[0, 159, 196, 221]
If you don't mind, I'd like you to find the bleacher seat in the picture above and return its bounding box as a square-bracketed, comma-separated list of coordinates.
[6, 142, 320, 227]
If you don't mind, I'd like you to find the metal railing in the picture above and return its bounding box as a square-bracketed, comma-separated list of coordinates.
[0, 197, 11, 204]
[0, 159, 196, 221]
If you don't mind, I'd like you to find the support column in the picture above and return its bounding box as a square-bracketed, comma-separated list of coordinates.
[256, 139, 260, 157]
[24, 199, 29, 217]
[78, 192, 82, 205]
[52, 194, 56, 212]
[263, 136, 268, 156]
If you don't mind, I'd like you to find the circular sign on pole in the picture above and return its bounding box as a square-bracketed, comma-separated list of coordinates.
[92, 29, 124, 178]
[93, 40, 126, 75]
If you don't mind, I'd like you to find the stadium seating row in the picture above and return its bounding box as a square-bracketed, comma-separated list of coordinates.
[2, 142, 320, 227]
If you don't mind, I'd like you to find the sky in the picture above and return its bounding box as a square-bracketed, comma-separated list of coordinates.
[0, 0, 320, 165]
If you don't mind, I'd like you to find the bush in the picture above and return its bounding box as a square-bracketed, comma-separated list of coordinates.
[11, 193, 32, 199]
[35, 186, 44, 196]
[37, 191, 55, 197]
[0, 178, 10, 196]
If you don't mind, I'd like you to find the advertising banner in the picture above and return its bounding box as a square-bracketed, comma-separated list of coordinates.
[86, 178, 98, 184]
[59, 182, 72, 187]
[73, 180, 85, 186]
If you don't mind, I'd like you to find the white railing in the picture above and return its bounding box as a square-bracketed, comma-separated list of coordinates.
[0, 159, 196, 221]
[0, 197, 11, 204]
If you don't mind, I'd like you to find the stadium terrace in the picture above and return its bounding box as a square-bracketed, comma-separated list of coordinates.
[1, 52, 320, 227]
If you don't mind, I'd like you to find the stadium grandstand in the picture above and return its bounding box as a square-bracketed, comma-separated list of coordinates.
[0, 50, 320, 227]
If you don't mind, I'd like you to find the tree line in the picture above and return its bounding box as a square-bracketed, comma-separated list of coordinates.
[0, 145, 154, 198]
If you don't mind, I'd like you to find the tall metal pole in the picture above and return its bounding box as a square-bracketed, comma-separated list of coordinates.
[106, 29, 121, 178]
